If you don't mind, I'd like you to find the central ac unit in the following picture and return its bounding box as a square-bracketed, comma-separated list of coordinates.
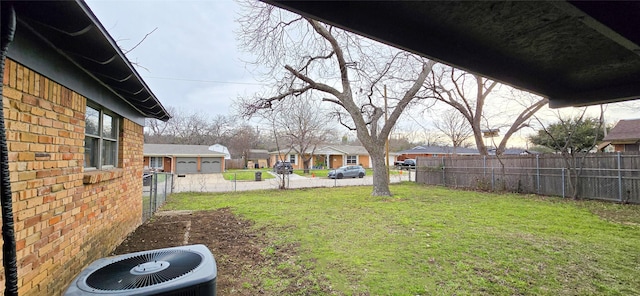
[64, 244, 217, 295]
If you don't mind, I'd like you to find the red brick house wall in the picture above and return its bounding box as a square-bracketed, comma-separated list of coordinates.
[1, 59, 144, 295]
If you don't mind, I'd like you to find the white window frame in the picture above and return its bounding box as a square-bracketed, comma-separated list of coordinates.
[84, 104, 119, 170]
[289, 154, 296, 164]
[346, 155, 357, 165]
[149, 157, 164, 170]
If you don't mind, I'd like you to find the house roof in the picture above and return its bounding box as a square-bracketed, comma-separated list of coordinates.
[603, 119, 640, 142]
[144, 144, 226, 157]
[266, 1, 640, 108]
[248, 149, 269, 160]
[270, 145, 370, 155]
[488, 148, 540, 155]
[400, 146, 480, 155]
[315, 145, 369, 155]
[8, 1, 171, 121]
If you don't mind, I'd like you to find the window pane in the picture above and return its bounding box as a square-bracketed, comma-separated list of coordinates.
[150, 157, 163, 168]
[102, 139, 117, 166]
[289, 155, 295, 163]
[85, 106, 99, 136]
[102, 113, 116, 139]
[84, 136, 99, 168]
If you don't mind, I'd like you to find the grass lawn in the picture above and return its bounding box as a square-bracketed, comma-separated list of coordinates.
[223, 169, 276, 181]
[162, 183, 640, 295]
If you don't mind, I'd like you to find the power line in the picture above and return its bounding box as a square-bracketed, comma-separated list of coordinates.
[144, 76, 268, 86]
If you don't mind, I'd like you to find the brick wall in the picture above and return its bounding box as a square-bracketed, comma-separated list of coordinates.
[1, 59, 144, 295]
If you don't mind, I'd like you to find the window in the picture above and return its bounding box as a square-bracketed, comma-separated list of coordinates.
[346, 155, 357, 164]
[84, 105, 119, 170]
[289, 154, 296, 164]
[149, 157, 163, 169]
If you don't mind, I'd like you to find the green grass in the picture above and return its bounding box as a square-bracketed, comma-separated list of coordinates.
[293, 168, 332, 177]
[223, 169, 275, 181]
[162, 183, 640, 295]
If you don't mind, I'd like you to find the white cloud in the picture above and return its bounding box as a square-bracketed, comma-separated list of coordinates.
[86, 0, 262, 117]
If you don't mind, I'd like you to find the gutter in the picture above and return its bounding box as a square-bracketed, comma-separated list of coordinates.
[1, 3, 19, 295]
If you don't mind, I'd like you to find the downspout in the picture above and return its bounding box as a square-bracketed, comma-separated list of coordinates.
[1, 3, 19, 295]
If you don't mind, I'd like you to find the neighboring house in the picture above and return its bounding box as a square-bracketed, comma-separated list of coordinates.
[269, 145, 382, 169]
[316, 145, 373, 168]
[269, 148, 305, 169]
[397, 145, 480, 160]
[209, 143, 231, 159]
[488, 148, 540, 155]
[247, 149, 269, 169]
[143, 144, 227, 174]
[2, 2, 170, 295]
[601, 119, 640, 152]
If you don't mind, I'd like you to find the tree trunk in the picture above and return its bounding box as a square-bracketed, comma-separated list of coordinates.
[472, 127, 488, 155]
[369, 147, 391, 196]
[303, 158, 310, 174]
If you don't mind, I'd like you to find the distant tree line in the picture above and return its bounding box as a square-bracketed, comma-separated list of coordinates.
[144, 105, 436, 162]
[144, 106, 266, 159]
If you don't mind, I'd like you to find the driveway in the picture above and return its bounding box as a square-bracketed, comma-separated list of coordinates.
[173, 171, 414, 193]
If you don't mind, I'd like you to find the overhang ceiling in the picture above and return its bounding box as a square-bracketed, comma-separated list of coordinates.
[8, 1, 171, 121]
[265, 1, 640, 108]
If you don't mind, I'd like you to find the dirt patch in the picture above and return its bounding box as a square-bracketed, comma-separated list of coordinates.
[112, 208, 335, 295]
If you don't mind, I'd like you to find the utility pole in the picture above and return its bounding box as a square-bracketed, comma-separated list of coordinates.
[385, 85, 390, 184]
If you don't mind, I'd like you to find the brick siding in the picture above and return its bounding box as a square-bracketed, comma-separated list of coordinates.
[1, 59, 144, 295]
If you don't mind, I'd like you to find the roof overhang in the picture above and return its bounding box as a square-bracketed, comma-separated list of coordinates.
[608, 140, 640, 145]
[265, 1, 640, 108]
[164, 154, 227, 158]
[7, 1, 171, 121]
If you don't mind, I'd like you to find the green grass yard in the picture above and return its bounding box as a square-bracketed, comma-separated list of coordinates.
[223, 169, 276, 181]
[162, 183, 640, 295]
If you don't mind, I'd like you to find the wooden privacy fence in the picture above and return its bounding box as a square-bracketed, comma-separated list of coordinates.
[415, 152, 640, 204]
[225, 159, 245, 170]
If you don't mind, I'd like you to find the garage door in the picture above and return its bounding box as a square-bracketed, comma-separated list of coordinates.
[201, 158, 221, 173]
[176, 157, 198, 174]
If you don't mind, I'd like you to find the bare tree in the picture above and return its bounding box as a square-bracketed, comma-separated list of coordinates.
[236, 2, 436, 196]
[270, 97, 335, 173]
[432, 108, 473, 149]
[226, 124, 261, 162]
[531, 107, 606, 199]
[145, 106, 176, 143]
[399, 110, 446, 147]
[426, 65, 548, 155]
[144, 107, 236, 145]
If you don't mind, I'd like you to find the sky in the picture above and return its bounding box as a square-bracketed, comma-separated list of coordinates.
[86, 0, 639, 147]
[86, 0, 265, 118]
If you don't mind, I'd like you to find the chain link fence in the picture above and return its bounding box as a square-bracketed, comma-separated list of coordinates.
[142, 172, 174, 222]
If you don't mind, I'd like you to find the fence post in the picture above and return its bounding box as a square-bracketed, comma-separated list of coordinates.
[561, 167, 565, 198]
[234, 173, 237, 192]
[483, 155, 487, 176]
[153, 172, 158, 212]
[617, 152, 623, 202]
[491, 167, 495, 191]
[441, 156, 446, 186]
[536, 154, 540, 194]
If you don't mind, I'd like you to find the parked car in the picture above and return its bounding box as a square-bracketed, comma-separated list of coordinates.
[401, 159, 416, 170]
[273, 161, 294, 174]
[328, 165, 366, 179]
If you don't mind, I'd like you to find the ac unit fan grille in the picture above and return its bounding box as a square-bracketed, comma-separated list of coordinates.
[85, 249, 203, 290]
